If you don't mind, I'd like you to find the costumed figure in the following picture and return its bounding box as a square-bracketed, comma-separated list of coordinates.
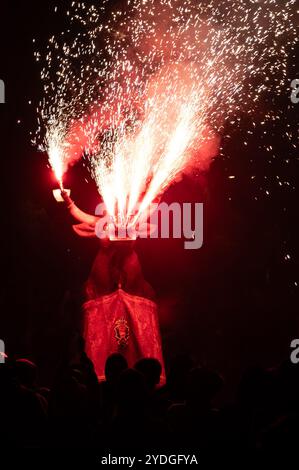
[60, 190, 165, 382]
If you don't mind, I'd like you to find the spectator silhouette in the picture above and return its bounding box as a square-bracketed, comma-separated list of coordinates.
[14, 358, 37, 389]
[0, 360, 47, 448]
[47, 364, 89, 447]
[218, 365, 277, 452]
[167, 367, 223, 448]
[135, 357, 162, 391]
[135, 357, 168, 421]
[14, 358, 48, 413]
[158, 353, 194, 403]
[108, 368, 168, 448]
[2, 348, 299, 455]
[99, 353, 128, 424]
[71, 336, 102, 423]
[105, 352, 128, 384]
[238, 366, 276, 443]
[258, 361, 299, 453]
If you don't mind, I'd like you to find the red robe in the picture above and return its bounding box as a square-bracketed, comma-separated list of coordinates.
[83, 288, 165, 383]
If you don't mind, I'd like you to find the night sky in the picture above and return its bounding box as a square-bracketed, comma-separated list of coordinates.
[0, 1, 298, 393]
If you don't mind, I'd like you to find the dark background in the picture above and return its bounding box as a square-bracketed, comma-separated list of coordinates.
[0, 1, 298, 396]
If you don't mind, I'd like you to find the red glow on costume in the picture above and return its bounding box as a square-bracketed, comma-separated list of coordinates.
[83, 288, 165, 383]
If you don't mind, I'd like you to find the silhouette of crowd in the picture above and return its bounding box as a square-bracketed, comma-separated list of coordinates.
[1, 339, 299, 456]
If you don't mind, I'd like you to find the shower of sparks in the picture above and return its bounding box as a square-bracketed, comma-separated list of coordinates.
[35, 0, 298, 227]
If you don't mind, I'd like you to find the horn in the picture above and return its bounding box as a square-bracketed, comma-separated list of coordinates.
[68, 202, 98, 225]
[72, 223, 97, 238]
[61, 190, 98, 225]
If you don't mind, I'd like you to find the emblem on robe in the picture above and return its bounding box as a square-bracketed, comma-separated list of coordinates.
[114, 318, 130, 348]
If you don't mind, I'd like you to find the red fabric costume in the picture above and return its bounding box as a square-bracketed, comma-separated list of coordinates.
[61, 192, 165, 382]
[83, 289, 165, 381]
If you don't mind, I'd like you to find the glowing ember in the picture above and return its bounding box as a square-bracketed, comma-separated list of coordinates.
[34, 0, 298, 227]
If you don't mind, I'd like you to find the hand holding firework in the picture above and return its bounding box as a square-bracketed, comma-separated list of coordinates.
[52, 188, 71, 203]
[60, 188, 72, 206]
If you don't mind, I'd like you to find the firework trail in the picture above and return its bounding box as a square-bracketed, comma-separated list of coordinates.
[35, 0, 298, 226]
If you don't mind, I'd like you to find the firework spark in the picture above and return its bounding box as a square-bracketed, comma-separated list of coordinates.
[35, 0, 298, 228]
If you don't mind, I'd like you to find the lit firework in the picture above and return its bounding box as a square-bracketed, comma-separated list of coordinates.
[45, 125, 67, 189]
[35, 0, 298, 228]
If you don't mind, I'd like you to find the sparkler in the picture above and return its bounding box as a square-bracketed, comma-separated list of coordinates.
[46, 127, 66, 190]
[35, 0, 298, 233]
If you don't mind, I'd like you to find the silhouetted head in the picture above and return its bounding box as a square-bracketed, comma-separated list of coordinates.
[166, 353, 194, 400]
[168, 353, 194, 382]
[116, 368, 147, 411]
[105, 353, 128, 383]
[186, 367, 224, 407]
[14, 359, 37, 388]
[238, 366, 273, 409]
[135, 357, 162, 390]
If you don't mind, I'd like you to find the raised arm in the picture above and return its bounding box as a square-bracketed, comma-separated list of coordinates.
[60, 190, 98, 226]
